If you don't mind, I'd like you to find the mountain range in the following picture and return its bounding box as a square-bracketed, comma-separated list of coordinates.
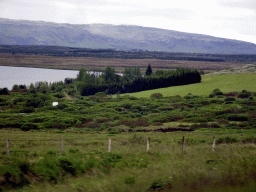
[1, 18, 256, 54]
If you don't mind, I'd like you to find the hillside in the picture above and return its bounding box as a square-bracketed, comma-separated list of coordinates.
[1, 18, 256, 54]
[129, 72, 256, 98]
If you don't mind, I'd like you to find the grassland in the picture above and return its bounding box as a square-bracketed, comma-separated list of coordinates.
[2, 129, 256, 192]
[129, 73, 256, 97]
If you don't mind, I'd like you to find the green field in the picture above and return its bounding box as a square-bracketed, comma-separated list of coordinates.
[2, 129, 256, 192]
[129, 74, 256, 98]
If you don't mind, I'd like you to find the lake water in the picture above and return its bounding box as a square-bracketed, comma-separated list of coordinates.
[0, 66, 79, 89]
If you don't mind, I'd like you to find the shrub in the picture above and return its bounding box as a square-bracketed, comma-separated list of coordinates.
[227, 114, 248, 121]
[57, 103, 68, 110]
[12, 84, 20, 91]
[209, 89, 223, 97]
[54, 92, 65, 99]
[224, 92, 238, 97]
[117, 118, 149, 128]
[150, 93, 163, 99]
[20, 123, 39, 131]
[20, 107, 35, 113]
[224, 97, 236, 103]
[124, 177, 135, 185]
[95, 92, 107, 97]
[148, 180, 164, 190]
[216, 136, 238, 144]
[0, 87, 9, 95]
[0, 159, 31, 188]
[67, 89, 76, 96]
[238, 90, 251, 98]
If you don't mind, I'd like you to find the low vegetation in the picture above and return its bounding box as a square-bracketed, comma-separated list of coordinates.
[1, 66, 256, 191]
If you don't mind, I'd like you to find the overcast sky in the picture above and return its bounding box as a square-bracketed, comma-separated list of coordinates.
[0, 0, 256, 44]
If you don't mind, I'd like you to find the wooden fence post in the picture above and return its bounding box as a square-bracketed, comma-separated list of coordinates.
[182, 136, 185, 153]
[6, 139, 10, 156]
[108, 139, 111, 152]
[212, 136, 216, 152]
[60, 137, 63, 156]
[146, 136, 150, 152]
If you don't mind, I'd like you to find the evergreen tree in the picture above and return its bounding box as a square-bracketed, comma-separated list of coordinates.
[145, 64, 152, 76]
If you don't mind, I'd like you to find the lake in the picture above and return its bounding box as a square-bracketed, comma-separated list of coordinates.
[0, 66, 79, 89]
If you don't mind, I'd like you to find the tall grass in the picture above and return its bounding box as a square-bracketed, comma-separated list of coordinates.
[1, 129, 256, 191]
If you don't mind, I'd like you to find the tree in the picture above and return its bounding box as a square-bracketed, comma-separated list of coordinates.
[145, 64, 152, 76]
[103, 66, 116, 84]
[0, 87, 9, 95]
[77, 68, 86, 81]
[28, 83, 36, 94]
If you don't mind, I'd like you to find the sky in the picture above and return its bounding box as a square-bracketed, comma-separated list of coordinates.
[0, 0, 256, 44]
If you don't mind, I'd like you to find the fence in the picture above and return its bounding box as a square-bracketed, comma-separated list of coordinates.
[2, 135, 248, 157]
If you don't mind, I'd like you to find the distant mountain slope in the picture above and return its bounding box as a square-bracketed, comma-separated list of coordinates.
[1, 18, 256, 54]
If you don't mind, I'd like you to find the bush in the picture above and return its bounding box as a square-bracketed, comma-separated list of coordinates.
[20, 123, 39, 131]
[149, 180, 164, 190]
[209, 89, 223, 97]
[67, 89, 76, 96]
[25, 97, 46, 108]
[0, 159, 31, 188]
[54, 92, 65, 99]
[124, 177, 135, 185]
[227, 114, 248, 121]
[150, 93, 163, 99]
[224, 97, 236, 103]
[57, 103, 68, 110]
[0, 87, 9, 95]
[216, 136, 238, 144]
[117, 118, 150, 128]
[20, 107, 35, 113]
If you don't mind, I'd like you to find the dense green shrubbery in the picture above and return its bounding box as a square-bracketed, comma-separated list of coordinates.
[227, 114, 248, 121]
[0, 87, 255, 131]
[20, 123, 39, 131]
[0, 87, 9, 95]
[238, 90, 251, 98]
[216, 136, 238, 144]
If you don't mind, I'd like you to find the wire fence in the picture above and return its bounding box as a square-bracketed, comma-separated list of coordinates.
[1, 135, 249, 157]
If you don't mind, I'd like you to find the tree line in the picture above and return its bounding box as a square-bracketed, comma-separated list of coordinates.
[77, 65, 201, 96]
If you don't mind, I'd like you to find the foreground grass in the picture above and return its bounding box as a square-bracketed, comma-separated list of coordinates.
[1, 129, 256, 191]
[129, 73, 256, 97]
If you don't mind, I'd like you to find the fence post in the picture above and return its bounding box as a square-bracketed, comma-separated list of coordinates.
[6, 139, 10, 156]
[60, 137, 63, 156]
[212, 136, 216, 152]
[182, 136, 185, 153]
[146, 136, 150, 152]
[108, 139, 111, 152]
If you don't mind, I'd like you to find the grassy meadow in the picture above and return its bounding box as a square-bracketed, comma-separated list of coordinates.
[129, 73, 256, 97]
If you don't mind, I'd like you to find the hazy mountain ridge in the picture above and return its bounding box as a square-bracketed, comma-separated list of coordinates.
[1, 18, 256, 54]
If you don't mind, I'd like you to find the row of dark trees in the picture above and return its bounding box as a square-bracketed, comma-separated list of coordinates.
[77, 66, 201, 96]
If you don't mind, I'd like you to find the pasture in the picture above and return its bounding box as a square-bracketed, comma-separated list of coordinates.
[129, 73, 256, 97]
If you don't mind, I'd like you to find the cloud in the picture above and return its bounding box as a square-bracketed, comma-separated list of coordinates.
[217, 0, 256, 10]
